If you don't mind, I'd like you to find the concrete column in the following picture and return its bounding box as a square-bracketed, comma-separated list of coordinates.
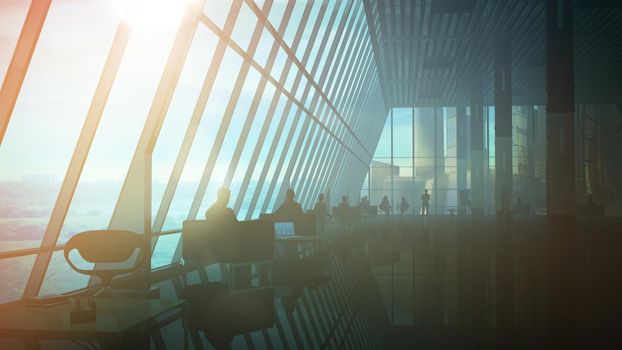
[546, 0, 577, 348]
[494, 39, 513, 215]
[457, 105, 468, 216]
[470, 83, 484, 216]
[494, 38, 515, 346]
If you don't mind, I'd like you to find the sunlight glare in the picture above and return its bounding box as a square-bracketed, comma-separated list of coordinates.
[110, 0, 193, 34]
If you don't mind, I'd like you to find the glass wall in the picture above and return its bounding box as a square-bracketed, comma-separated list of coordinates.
[363, 107, 459, 215]
[0, 0, 384, 303]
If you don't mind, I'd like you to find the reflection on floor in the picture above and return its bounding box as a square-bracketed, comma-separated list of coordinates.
[2, 216, 621, 349]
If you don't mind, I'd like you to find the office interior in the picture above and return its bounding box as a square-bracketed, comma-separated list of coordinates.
[1, 0, 622, 349]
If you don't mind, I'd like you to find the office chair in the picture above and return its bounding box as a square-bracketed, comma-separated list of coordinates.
[64, 230, 147, 297]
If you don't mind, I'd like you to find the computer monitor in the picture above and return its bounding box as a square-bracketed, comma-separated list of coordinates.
[274, 222, 295, 238]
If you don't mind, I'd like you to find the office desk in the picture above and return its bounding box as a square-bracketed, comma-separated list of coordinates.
[274, 236, 327, 243]
[0, 298, 187, 350]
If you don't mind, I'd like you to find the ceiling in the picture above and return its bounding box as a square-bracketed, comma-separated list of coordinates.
[365, 0, 622, 107]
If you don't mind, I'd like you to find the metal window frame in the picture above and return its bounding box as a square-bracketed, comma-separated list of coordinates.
[151, 0, 244, 242]
[22, 18, 134, 297]
[245, 0, 344, 217]
[0, 0, 51, 145]
[267, 0, 357, 211]
[233, 0, 314, 219]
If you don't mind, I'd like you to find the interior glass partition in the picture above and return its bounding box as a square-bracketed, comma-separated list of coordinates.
[364, 106, 459, 215]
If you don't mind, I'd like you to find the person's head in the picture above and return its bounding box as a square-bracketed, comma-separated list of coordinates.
[216, 187, 231, 205]
[342, 196, 347, 203]
[382, 196, 388, 201]
[424, 189, 428, 194]
[286, 189, 295, 201]
[402, 197, 405, 201]
[318, 193, 324, 202]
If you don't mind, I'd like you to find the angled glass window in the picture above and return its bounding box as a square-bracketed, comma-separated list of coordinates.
[254, 102, 299, 215]
[0, 0, 118, 251]
[306, 1, 337, 74]
[266, 0, 288, 29]
[254, 27, 276, 69]
[200, 65, 263, 214]
[203, 0, 233, 29]
[0, 255, 35, 303]
[282, 0, 308, 48]
[230, 82, 277, 217]
[266, 107, 306, 211]
[240, 93, 289, 219]
[294, 0, 323, 61]
[373, 112, 391, 158]
[151, 232, 181, 269]
[39, 250, 92, 296]
[60, 7, 183, 244]
[0, 0, 30, 83]
[230, 2, 259, 53]
[152, 25, 218, 226]
[163, 47, 243, 227]
[271, 47, 289, 78]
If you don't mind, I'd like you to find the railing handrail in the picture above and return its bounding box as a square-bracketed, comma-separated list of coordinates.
[0, 228, 183, 260]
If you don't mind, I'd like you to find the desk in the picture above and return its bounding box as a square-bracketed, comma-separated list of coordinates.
[274, 236, 327, 243]
[0, 298, 187, 350]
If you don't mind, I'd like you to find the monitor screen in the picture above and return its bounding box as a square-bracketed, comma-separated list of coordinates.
[274, 222, 295, 238]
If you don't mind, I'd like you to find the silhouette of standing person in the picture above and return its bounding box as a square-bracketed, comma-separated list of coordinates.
[276, 189, 303, 217]
[398, 197, 410, 215]
[379, 195, 391, 225]
[420, 189, 431, 215]
[313, 193, 330, 232]
[205, 187, 238, 222]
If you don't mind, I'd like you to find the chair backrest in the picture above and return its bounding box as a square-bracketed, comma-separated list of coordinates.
[64, 230, 146, 283]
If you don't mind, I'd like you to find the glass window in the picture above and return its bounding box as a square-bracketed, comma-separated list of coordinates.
[230, 82, 277, 205]
[373, 112, 391, 158]
[151, 232, 181, 269]
[266, 0, 288, 29]
[199, 66, 262, 215]
[39, 250, 91, 296]
[152, 25, 218, 226]
[271, 47, 289, 79]
[0, 255, 35, 303]
[163, 48, 243, 228]
[254, 28, 276, 69]
[60, 6, 183, 243]
[0, 0, 30, 83]
[282, 1, 308, 48]
[230, 2, 259, 53]
[307, 1, 337, 74]
[266, 108, 305, 211]
[295, 0, 323, 61]
[203, 0, 233, 29]
[393, 108, 413, 170]
[240, 93, 289, 219]
[0, 0, 119, 251]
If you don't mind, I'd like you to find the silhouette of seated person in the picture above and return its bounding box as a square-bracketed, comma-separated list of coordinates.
[334, 196, 350, 221]
[275, 189, 303, 218]
[205, 187, 238, 222]
[313, 193, 331, 230]
[360, 196, 370, 214]
[204, 188, 252, 297]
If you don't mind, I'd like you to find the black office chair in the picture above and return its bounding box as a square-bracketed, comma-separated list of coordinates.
[64, 230, 147, 297]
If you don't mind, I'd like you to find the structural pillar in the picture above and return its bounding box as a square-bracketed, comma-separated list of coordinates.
[457, 105, 468, 216]
[470, 82, 484, 216]
[494, 39, 513, 215]
[494, 39, 514, 346]
[546, 0, 577, 348]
